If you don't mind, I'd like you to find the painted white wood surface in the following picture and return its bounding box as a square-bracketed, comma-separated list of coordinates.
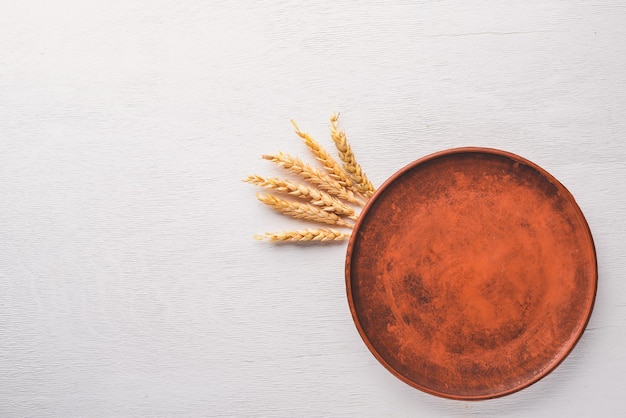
[1, 1, 625, 416]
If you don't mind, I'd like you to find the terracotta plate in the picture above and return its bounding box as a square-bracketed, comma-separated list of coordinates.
[346, 148, 597, 400]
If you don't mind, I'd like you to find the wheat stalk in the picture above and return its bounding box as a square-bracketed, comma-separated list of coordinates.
[244, 175, 356, 219]
[257, 193, 354, 228]
[262, 152, 365, 206]
[248, 114, 376, 243]
[254, 228, 350, 242]
[290, 119, 355, 192]
[330, 113, 376, 197]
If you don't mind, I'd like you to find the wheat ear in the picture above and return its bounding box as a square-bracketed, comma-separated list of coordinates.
[330, 113, 376, 197]
[257, 193, 354, 228]
[254, 228, 350, 242]
[290, 119, 354, 191]
[262, 152, 365, 206]
[244, 175, 356, 219]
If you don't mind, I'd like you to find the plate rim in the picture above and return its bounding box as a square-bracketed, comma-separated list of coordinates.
[345, 146, 598, 400]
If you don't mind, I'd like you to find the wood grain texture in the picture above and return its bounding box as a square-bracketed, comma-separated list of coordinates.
[0, 1, 625, 416]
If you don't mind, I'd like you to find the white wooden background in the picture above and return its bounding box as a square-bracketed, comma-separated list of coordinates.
[1, 1, 625, 416]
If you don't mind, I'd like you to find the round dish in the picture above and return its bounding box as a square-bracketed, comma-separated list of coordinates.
[346, 148, 597, 400]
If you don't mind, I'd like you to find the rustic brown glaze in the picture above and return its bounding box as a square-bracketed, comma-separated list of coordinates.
[346, 148, 597, 400]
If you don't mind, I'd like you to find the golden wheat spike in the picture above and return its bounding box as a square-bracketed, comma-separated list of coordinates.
[262, 152, 365, 206]
[290, 119, 354, 191]
[254, 228, 350, 242]
[244, 175, 356, 219]
[330, 113, 376, 197]
[256, 193, 354, 228]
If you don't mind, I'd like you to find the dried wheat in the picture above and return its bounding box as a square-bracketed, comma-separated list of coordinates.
[330, 113, 376, 197]
[262, 152, 365, 206]
[290, 119, 354, 191]
[254, 228, 350, 242]
[244, 175, 356, 219]
[257, 193, 354, 228]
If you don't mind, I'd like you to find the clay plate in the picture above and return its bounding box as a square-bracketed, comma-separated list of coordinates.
[346, 148, 597, 400]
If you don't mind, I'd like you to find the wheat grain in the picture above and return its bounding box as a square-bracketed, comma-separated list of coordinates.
[254, 228, 350, 242]
[290, 119, 354, 191]
[257, 193, 354, 228]
[330, 113, 376, 197]
[262, 152, 365, 206]
[244, 175, 356, 219]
